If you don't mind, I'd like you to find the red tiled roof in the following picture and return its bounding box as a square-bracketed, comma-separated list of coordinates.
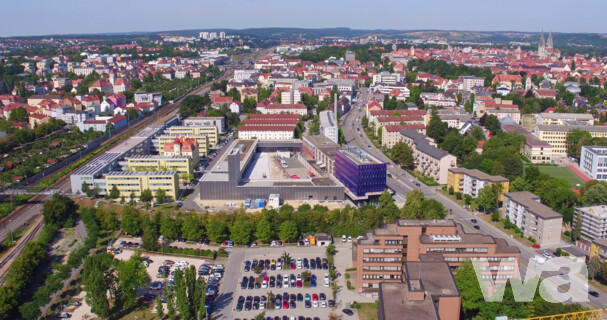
[370, 110, 426, 117]
[376, 116, 424, 123]
[250, 114, 300, 119]
[109, 115, 127, 124]
[244, 119, 299, 125]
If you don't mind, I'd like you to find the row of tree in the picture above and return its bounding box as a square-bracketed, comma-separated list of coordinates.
[116, 189, 445, 247]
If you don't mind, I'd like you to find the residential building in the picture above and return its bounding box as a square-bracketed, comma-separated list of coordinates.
[373, 115, 425, 132]
[167, 125, 218, 146]
[574, 205, 607, 239]
[447, 168, 509, 200]
[381, 124, 426, 149]
[373, 72, 403, 85]
[105, 171, 179, 201]
[89, 79, 113, 94]
[257, 103, 308, 116]
[126, 155, 193, 178]
[399, 129, 457, 184]
[492, 74, 522, 90]
[580, 146, 607, 181]
[237, 125, 295, 140]
[183, 117, 226, 134]
[319, 110, 338, 144]
[353, 219, 520, 295]
[157, 134, 209, 157]
[502, 192, 563, 246]
[134, 91, 163, 106]
[161, 137, 199, 163]
[462, 76, 485, 92]
[537, 113, 594, 126]
[280, 88, 302, 104]
[335, 146, 386, 200]
[485, 108, 521, 124]
[534, 125, 607, 156]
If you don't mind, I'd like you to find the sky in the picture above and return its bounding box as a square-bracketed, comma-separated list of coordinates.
[2, 0, 607, 37]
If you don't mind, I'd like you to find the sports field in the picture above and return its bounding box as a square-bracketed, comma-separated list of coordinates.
[534, 166, 586, 188]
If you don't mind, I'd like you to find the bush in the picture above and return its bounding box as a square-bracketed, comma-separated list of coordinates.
[350, 301, 361, 309]
[455, 192, 462, 200]
[345, 273, 350, 279]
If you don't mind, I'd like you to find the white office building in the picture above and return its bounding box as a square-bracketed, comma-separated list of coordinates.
[581, 146, 607, 181]
[319, 110, 338, 144]
[575, 205, 607, 239]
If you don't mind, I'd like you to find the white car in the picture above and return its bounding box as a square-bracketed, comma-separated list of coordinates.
[348, 236, 352, 243]
[320, 301, 327, 308]
[296, 274, 302, 281]
[342, 235, 347, 243]
[297, 257, 302, 269]
[324, 273, 330, 287]
[262, 280, 268, 288]
[312, 300, 319, 308]
[260, 301, 266, 310]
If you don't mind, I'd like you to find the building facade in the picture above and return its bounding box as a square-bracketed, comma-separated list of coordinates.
[575, 205, 607, 239]
[237, 126, 295, 140]
[399, 129, 457, 184]
[319, 110, 338, 144]
[126, 155, 193, 180]
[580, 146, 607, 181]
[502, 192, 563, 246]
[183, 117, 226, 134]
[353, 219, 520, 295]
[447, 168, 509, 200]
[105, 171, 179, 201]
[534, 125, 607, 156]
[334, 147, 386, 200]
[167, 126, 218, 146]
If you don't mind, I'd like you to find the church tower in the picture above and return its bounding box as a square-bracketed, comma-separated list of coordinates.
[538, 30, 546, 58]
[525, 76, 532, 91]
[547, 30, 553, 49]
[410, 45, 415, 56]
[516, 45, 521, 60]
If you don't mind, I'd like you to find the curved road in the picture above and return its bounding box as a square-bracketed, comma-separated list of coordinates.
[340, 87, 607, 309]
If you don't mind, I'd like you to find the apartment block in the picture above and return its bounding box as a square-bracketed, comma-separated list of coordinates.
[126, 155, 193, 178]
[167, 126, 218, 146]
[257, 103, 307, 116]
[381, 124, 426, 149]
[580, 146, 607, 181]
[534, 125, 607, 156]
[462, 76, 485, 91]
[183, 117, 226, 134]
[575, 205, 607, 239]
[399, 129, 457, 184]
[447, 168, 509, 200]
[105, 171, 179, 201]
[157, 134, 209, 158]
[502, 192, 563, 246]
[302, 134, 339, 176]
[353, 219, 520, 295]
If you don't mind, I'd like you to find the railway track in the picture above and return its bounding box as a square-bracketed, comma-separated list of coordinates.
[0, 218, 43, 285]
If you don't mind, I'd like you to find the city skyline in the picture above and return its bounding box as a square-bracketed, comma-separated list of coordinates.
[2, 0, 607, 37]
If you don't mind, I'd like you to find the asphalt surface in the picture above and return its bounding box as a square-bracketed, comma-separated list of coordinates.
[339, 87, 607, 309]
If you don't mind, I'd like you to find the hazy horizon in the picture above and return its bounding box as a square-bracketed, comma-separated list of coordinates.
[2, 0, 606, 37]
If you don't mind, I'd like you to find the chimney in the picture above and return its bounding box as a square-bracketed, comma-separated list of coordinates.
[334, 93, 338, 117]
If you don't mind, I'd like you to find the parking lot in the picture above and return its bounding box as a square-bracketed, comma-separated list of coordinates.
[217, 246, 347, 320]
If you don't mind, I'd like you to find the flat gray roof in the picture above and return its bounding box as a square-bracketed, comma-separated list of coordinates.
[504, 191, 562, 220]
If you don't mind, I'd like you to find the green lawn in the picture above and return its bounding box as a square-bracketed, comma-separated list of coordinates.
[357, 303, 379, 320]
[532, 166, 586, 188]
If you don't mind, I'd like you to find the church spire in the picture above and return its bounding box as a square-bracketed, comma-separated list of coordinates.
[547, 30, 553, 49]
[539, 30, 545, 48]
[538, 30, 546, 58]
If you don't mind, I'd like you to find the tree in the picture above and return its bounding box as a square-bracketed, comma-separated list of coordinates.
[181, 214, 204, 241]
[160, 216, 181, 240]
[491, 210, 501, 222]
[390, 142, 414, 169]
[174, 269, 191, 320]
[206, 218, 228, 242]
[125, 108, 138, 121]
[601, 261, 607, 280]
[427, 112, 447, 143]
[279, 220, 299, 242]
[401, 190, 425, 219]
[8, 107, 28, 122]
[42, 193, 75, 226]
[588, 256, 601, 280]
[193, 271, 206, 319]
[510, 177, 530, 192]
[140, 188, 153, 203]
[566, 129, 591, 158]
[165, 284, 176, 320]
[156, 295, 164, 319]
[476, 185, 497, 212]
[116, 251, 150, 309]
[142, 224, 161, 251]
[81, 182, 92, 197]
[485, 114, 501, 135]
[361, 115, 369, 128]
[582, 183, 607, 205]
[281, 252, 292, 270]
[230, 215, 253, 244]
[82, 252, 116, 319]
[454, 261, 484, 318]
[121, 206, 142, 235]
[255, 219, 274, 243]
[155, 188, 167, 204]
[464, 100, 473, 113]
[109, 185, 120, 200]
[18, 302, 40, 320]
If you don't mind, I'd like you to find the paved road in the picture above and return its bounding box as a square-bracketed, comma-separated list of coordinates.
[339, 88, 607, 309]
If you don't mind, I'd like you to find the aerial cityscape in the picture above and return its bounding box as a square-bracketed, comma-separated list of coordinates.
[2, 2, 607, 320]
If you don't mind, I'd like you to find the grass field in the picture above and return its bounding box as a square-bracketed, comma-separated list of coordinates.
[533, 166, 586, 188]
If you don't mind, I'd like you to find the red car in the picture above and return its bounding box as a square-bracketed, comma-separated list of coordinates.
[312, 294, 318, 301]
[532, 244, 541, 249]
[290, 262, 296, 270]
[283, 301, 289, 309]
[296, 280, 302, 288]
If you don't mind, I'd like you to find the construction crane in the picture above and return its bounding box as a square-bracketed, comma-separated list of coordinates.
[516, 309, 607, 320]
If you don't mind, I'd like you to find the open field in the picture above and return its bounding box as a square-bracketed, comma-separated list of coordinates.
[532, 166, 586, 188]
